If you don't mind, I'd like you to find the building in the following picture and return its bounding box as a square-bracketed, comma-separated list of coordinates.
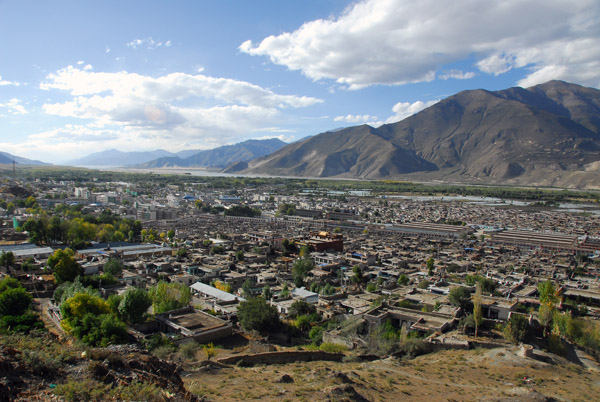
[489, 230, 578, 253]
[376, 222, 472, 240]
[155, 306, 233, 344]
[296, 231, 343, 253]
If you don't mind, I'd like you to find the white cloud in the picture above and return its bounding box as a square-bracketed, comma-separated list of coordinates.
[241, 0, 600, 89]
[0, 98, 27, 115]
[385, 99, 439, 124]
[439, 70, 476, 80]
[334, 114, 378, 124]
[0, 76, 20, 86]
[34, 65, 322, 161]
[126, 37, 171, 50]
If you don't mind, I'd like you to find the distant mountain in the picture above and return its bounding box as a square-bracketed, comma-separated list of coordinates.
[66, 149, 177, 167]
[137, 138, 287, 168]
[0, 152, 49, 165]
[228, 81, 600, 189]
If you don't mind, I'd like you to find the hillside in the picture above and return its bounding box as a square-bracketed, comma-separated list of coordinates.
[66, 149, 176, 167]
[138, 138, 287, 168]
[230, 81, 600, 189]
[0, 152, 49, 166]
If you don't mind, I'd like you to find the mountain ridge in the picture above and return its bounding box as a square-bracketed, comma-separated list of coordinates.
[227, 80, 600, 189]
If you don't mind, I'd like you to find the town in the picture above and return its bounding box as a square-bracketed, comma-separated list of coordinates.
[1, 168, 600, 400]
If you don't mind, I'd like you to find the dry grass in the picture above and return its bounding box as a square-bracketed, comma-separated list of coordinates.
[182, 347, 600, 401]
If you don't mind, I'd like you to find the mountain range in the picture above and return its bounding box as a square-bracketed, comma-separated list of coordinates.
[135, 138, 286, 168]
[0, 152, 49, 166]
[226, 81, 600, 189]
[66, 138, 287, 168]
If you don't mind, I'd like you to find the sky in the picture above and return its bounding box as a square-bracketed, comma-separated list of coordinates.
[0, 0, 599, 164]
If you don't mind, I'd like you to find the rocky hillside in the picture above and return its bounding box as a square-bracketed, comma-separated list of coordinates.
[229, 81, 600, 188]
[138, 138, 287, 169]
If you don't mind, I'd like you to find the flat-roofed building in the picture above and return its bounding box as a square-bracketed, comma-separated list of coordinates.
[376, 222, 471, 239]
[490, 230, 578, 253]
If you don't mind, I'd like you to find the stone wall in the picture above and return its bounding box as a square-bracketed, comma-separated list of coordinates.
[217, 350, 344, 366]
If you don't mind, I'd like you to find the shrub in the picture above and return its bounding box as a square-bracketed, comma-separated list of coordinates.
[319, 342, 348, 353]
[178, 341, 199, 360]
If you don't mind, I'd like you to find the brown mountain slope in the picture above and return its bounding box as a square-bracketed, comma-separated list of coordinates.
[230, 81, 600, 187]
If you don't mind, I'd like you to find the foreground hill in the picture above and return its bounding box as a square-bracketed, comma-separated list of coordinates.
[229, 81, 600, 189]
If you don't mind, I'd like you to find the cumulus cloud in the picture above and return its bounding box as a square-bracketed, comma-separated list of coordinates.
[0, 98, 27, 115]
[0, 76, 20, 86]
[385, 100, 439, 124]
[35, 65, 322, 161]
[240, 0, 600, 89]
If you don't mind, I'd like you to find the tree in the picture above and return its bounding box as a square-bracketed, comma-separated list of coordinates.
[397, 274, 409, 286]
[118, 287, 152, 324]
[288, 300, 315, 319]
[504, 314, 529, 345]
[0, 251, 15, 270]
[59, 291, 129, 347]
[167, 230, 175, 241]
[0, 286, 32, 316]
[292, 258, 313, 288]
[237, 297, 280, 334]
[236, 250, 245, 262]
[262, 285, 272, 300]
[47, 248, 83, 284]
[149, 281, 191, 314]
[537, 280, 559, 337]
[351, 265, 364, 285]
[103, 258, 124, 276]
[449, 286, 473, 312]
[473, 283, 483, 337]
[241, 279, 253, 298]
[427, 257, 435, 276]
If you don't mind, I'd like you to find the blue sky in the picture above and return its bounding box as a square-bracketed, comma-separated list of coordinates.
[1, 0, 598, 164]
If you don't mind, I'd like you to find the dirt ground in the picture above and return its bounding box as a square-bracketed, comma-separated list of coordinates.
[182, 346, 600, 402]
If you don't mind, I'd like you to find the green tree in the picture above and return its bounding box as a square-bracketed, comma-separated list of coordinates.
[237, 297, 280, 334]
[397, 274, 409, 286]
[103, 258, 124, 276]
[241, 279, 253, 298]
[292, 258, 313, 288]
[118, 287, 152, 324]
[504, 314, 529, 344]
[351, 265, 364, 285]
[0, 286, 32, 316]
[538, 280, 559, 337]
[426, 257, 435, 276]
[0, 251, 15, 270]
[167, 230, 175, 241]
[288, 300, 315, 319]
[449, 286, 473, 312]
[262, 285, 272, 300]
[236, 250, 245, 262]
[149, 281, 191, 314]
[47, 248, 83, 285]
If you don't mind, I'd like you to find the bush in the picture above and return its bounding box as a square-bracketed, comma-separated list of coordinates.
[178, 341, 199, 360]
[319, 342, 348, 353]
[0, 313, 45, 334]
